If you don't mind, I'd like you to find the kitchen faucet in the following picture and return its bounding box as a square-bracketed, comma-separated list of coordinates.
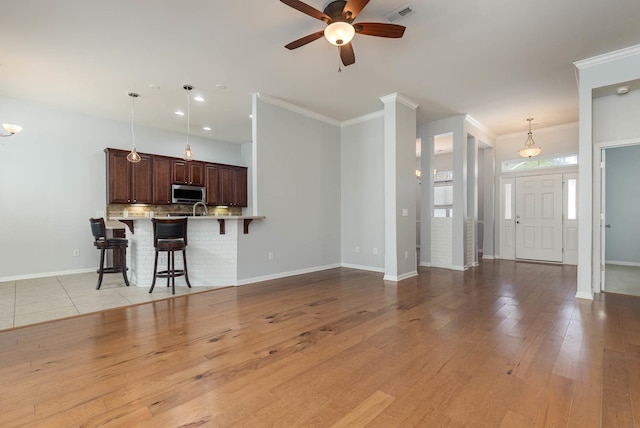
[192, 201, 208, 217]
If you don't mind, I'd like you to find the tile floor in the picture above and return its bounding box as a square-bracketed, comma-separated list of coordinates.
[0, 272, 223, 331]
[604, 264, 640, 297]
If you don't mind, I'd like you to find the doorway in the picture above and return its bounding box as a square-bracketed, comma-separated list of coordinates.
[601, 144, 640, 297]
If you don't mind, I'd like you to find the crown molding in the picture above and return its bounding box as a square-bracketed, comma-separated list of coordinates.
[379, 93, 419, 110]
[255, 93, 341, 126]
[464, 115, 496, 139]
[340, 110, 384, 127]
[574, 44, 640, 69]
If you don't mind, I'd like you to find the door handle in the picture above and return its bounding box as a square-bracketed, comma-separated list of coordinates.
[605, 224, 611, 228]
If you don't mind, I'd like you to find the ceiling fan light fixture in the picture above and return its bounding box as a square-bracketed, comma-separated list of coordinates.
[518, 118, 542, 158]
[324, 21, 355, 46]
[2, 123, 22, 136]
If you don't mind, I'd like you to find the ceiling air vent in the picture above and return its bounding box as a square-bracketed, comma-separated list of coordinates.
[385, 4, 414, 23]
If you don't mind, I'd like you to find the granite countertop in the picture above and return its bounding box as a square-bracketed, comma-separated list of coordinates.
[110, 215, 265, 221]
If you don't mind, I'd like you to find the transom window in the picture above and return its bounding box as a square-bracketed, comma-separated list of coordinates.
[502, 154, 577, 172]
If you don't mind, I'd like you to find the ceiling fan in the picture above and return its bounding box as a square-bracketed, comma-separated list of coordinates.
[281, 0, 406, 67]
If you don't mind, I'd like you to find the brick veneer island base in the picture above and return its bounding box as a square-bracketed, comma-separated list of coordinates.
[111, 216, 264, 288]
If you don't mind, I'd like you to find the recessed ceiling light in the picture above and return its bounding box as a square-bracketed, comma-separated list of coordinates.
[249, 114, 253, 119]
[216, 84, 227, 90]
[148, 84, 160, 90]
[194, 95, 205, 102]
[616, 86, 630, 95]
[203, 126, 211, 131]
[175, 111, 184, 116]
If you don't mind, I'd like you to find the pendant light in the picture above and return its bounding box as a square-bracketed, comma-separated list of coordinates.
[182, 84, 194, 161]
[126, 92, 141, 163]
[518, 118, 542, 158]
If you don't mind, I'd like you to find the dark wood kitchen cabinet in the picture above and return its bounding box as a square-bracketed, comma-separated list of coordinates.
[204, 164, 220, 205]
[106, 149, 153, 204]
[219, 165, 248, 207]
[172, 160, 204, 186]
[152, 156, 173, 204]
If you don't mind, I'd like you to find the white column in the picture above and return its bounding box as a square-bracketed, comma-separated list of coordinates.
[380, 93, 419, 281]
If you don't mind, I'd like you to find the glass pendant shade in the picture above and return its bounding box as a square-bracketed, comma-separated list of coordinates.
[127, 92, 141, 163]
[183, 144, 194, 160]
[518, 118, 542, 158]
[324, 22, 355, 46]
[3, 123, 22, 135]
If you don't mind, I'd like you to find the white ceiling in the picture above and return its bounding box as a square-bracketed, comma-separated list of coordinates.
[1, 0, 639, 144]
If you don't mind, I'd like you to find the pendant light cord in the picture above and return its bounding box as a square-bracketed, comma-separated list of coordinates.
[131, 95, 136, 149]
[186, 89, 190, 146]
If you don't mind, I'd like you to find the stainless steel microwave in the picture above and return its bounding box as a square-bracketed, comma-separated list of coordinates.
[171, 184, 205, 204]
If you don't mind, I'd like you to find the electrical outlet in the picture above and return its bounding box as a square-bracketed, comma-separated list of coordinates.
[73, 249, 80, 257]
[404, 250, 409, 259]
[159, 255, 167, 265]
[373, 247, 378, 255]
[268, 252, 274, 260]
[402, 208, 409, 217]
[355, 246, 360, 253]
[96, 210, 105, 218]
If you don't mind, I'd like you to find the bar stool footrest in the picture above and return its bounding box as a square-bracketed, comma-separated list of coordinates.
[156, 269, 186, 279]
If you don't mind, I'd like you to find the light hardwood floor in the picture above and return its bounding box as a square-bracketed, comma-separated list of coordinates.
[1, 261, 639, 427]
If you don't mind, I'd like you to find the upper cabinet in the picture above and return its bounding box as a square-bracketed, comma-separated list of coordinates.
[219, 165, 248, 207]
[172, 160, 204, 186]
[106, 149, 153, 204]
[152, 156, 173, 205]
[105, 148, 247, 207]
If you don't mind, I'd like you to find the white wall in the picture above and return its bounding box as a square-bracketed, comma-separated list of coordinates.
[340, 114, 385, 271]
[0, 95, 242, 280]
[236, 96, 341, 282]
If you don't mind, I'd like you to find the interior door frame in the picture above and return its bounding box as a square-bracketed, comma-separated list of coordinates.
[593, 138, 640, 293]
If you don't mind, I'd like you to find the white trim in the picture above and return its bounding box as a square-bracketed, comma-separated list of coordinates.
[464, 115, 496, 139]
[482, 255, 495, 260]
[605, 260, 640, 268]
[383, 270, 418, 282]
[419, 261, 431, 267]
[379, 93, 419, 110]
[429, 262, 466, 271]
[341, 263, 385, 273]
[0, 268, 95, 282]
[575, 291, 594, 300]
[256, 93, 341, 126]
[574, 44, 640, 69]
[341, 110, 384, 127]
[235, 263, 342, 286]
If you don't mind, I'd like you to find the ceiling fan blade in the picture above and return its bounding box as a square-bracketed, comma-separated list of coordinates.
[339, 43, 355, 66]
[285, 31, 325, 50]
[354, 22, 406, 38]
[342, 0, 370, 21]
[280, 0, 331, 22]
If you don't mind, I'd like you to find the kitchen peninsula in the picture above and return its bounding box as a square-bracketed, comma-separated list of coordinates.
[111, 215, 264, 288]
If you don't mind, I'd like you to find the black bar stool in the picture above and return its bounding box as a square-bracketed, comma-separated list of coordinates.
[149, 217, 192, 295]
[89, 218, 130, 290]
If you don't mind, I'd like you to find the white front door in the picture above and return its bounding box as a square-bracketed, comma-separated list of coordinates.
[515, 174, 563, 262]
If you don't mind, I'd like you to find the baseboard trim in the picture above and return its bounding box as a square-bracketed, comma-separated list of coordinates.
[605, 260, 640, 268]
[236, 263, 342, 286]
[341, 263, 385, 273]
[383, 270, 418, 282]
[575, 291, 594, 300]
[0, 268, 96, 283]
